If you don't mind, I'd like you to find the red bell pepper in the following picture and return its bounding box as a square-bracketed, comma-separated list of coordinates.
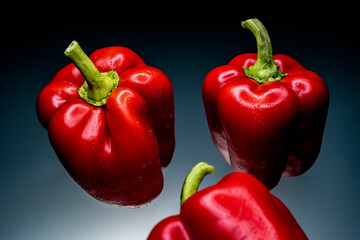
[202, 18, 329, 189]
[148, 162, 308, 240]
[36, 41, 175, 207]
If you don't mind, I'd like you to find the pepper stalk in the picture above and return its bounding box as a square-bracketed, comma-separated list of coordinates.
[180, 162, 215, 206]
[64, 41, 119, 106]
[242, 18, 287, 84]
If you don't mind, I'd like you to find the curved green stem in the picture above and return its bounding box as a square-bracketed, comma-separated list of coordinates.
[64, 41, 119, 106]
[180, 162, 215, 206]
[242, 18, 287, 83]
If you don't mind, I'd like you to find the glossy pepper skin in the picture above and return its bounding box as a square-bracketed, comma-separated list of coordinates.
[36, 41, 175, 207]
[148, 162, 308, 240]
[202, 19, 329, 189]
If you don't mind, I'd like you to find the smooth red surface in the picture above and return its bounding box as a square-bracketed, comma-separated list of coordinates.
[148, 172, 308, 240]
[36, 46, 175, 206]
[202, 53, 329, 189]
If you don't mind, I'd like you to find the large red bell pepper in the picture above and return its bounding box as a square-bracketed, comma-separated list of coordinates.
[36, 41, 175, 207]
[202, 18, 329, 189]
[148, 162, 308, 240]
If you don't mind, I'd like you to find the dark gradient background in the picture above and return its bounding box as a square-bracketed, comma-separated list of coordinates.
[1, 11, 359, 239]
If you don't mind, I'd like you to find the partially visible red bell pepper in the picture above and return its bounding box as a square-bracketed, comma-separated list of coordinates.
[148, 162, 308, 240]
[36, 41, 175, 207]
[202, 18, 329, 189]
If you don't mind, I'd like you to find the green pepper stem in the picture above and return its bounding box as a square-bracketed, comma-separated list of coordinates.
[180, 162, 215, 206]
[241, 18, 287, 83]
[64, 41, 119, 106]
[64, 41, 102, 86]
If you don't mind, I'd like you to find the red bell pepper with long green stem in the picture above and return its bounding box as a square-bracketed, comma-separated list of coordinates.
[36, 41, 175, 207]
[202, 18, 329, 189]
[148, 162, 308, 239]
